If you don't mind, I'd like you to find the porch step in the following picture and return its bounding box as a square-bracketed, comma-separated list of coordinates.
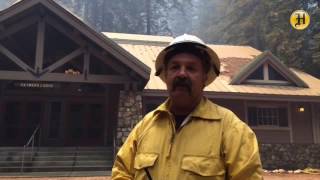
[0, 146, 114, 176]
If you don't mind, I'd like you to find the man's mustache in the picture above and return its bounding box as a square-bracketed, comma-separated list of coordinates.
[172, 77, 192, 94]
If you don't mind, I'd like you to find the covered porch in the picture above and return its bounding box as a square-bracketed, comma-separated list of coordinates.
[0, 0, 149, 148]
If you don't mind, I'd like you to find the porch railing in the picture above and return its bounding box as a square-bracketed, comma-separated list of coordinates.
[113, 129, 117, 160]
[21, 124, 41, 172]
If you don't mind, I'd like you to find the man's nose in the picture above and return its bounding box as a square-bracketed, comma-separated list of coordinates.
[177, 67, 187, 77]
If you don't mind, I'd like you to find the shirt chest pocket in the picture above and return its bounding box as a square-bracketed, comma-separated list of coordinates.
[134, 153, 158, 180]
[180, 155, 226, 180]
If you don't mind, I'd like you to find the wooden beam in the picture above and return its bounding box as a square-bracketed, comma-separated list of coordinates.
[0, 16, 40, 40]
[0, 43, 33, 72]
[43, 0, 150, 80]
[0, 0, 39, 23]
[89, 47, 127, 75]
[35, 18, 46, 71]
[0, 82, 3, 141]
[43, 48, 84, 73]
[83, 51, 90, 80]
[263, 63, 269, 80]
[87, 74, 131, 84]
[142, 90, 320, 102]
[45, 15, 86, 46]
[0, 70, 131, 84]
[0, 82, 3, 97]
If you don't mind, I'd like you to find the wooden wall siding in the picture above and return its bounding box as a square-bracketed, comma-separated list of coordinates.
[0, 5, 135, 85]
[211, 99, 246, 122]
[291, 102, 314, 143]
[143, 96, 313, 143]
[253, 129, 291, 143]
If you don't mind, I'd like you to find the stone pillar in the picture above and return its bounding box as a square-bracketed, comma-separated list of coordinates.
[116, 90, 143, 148]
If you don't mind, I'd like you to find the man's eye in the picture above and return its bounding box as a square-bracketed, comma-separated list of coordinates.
[187, 66, 195, 72]
[169, 65, 179, 70]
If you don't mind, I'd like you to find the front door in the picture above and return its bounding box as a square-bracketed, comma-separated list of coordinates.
[2, 101, 44, 146]
[65, 102, 105, 146]
[42, 101, 64, 146]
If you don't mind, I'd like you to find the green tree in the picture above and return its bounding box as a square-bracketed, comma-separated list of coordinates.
[193, 0, 320, 78]
[55, 0, 188, 35]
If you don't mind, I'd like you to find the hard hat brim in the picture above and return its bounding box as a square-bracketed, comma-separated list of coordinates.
[155, 42, 220, 86]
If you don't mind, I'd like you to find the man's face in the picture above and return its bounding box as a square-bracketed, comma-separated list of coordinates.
[164, 52, 207, 109]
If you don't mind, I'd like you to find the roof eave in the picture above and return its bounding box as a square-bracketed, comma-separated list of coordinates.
[142, 89, 320, 102]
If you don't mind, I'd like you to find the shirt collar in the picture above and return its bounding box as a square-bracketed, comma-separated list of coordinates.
[154, 97, 221, 120]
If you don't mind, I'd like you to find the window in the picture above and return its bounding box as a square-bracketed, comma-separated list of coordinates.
[245, 63, 291, 85]
[248, 107, 288, 127]
[247, 66, 263, 80]
[268, 65, 286, 81]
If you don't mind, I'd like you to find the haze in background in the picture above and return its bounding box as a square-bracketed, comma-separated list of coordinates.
[0, 0, 319, 78]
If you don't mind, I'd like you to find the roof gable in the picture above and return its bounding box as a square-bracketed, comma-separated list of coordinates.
[105, 32, 320, 99]
[0, 0, 150, 83]
[230, 51, 309, 88]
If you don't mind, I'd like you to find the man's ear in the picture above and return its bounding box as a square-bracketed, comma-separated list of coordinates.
[202, 73, 208, 88]
[163, 68, 169, 83]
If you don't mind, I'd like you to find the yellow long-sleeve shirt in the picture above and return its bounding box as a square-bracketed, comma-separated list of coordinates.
[112, 97, 263, 180]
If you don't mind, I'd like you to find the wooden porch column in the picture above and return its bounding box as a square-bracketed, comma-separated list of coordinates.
[60, 100, 67, 146]
[103, 85, 110, 146]
[0, 82, 4, 143]
[83, 51, 90, 80]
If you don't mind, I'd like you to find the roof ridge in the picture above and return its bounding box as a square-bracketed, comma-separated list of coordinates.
[102, 32, 173, 44]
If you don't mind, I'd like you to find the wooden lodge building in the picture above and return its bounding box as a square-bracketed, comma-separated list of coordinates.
[0, 0, 320, 151]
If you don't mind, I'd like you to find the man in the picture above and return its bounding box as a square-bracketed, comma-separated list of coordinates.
[112, 34, 263, 180]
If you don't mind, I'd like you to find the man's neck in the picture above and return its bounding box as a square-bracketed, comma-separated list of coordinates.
[169, 97, 202, 115]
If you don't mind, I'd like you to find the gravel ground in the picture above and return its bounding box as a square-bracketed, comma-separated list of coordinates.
[263, 173, 320, 180]
[0, 174, 320, 180]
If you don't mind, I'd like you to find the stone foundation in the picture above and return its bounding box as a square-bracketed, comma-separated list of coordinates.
[260, 144, 320, 170]
[116, 91, 143, 148]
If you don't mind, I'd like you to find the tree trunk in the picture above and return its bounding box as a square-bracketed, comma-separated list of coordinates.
[146, 0, 151, 34]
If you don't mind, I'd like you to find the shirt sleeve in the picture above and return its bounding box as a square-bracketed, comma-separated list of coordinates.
[222, 112, 263, 180]
[111, 121, 142, 180]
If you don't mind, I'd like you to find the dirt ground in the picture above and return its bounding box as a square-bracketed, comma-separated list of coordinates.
[0, 173, 320, 180]
[263, 173, 320, 180]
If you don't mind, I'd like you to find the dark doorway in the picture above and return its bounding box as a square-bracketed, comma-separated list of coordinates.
[41, 101, 64, 146]
[65, 102, 105, 146]
[2, 101, 43, 146]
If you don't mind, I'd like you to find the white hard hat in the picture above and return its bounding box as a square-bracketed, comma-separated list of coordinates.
[155, 34, 220, 86]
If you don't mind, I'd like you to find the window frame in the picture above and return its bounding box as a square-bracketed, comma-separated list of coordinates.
[246, 102, 291, 131]
[244, 63, 292, 86]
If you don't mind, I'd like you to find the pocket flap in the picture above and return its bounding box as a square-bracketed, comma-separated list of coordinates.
[134, 153, 158, 170]
[181, 155, 225, 176]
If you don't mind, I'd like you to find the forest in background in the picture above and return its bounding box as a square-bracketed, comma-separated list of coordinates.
[0, 0, 319, 78]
